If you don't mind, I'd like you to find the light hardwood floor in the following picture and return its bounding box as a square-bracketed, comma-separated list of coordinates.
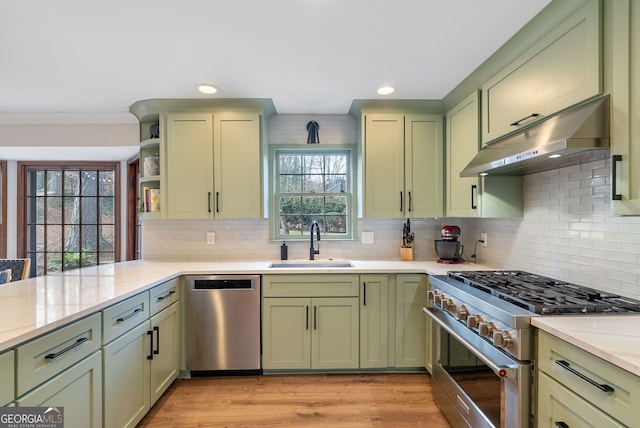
[138, 373, 452, 427]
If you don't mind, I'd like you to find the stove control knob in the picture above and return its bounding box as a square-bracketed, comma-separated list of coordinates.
[427, 290, 436, 301]
[478, 322, 497, 337]
[493, 331, 514, 348]
[456, 305, 469, 321]
[433, 293, 443, 306]
[466, 315, 483, 329]
[440, 298, 453, 311]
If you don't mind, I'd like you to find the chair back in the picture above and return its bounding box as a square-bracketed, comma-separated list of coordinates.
[0, 259, 31, 282]
[0, 269, 11, 284]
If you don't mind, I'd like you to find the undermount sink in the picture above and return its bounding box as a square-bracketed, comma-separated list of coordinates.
[268, 260, 354, 269]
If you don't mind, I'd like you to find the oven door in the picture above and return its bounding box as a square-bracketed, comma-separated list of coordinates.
[424, 307, 532, 428]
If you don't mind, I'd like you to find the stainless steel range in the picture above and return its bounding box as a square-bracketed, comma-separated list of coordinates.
[424, 270, 640, 428]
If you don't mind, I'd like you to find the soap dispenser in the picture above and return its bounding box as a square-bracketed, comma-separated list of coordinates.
[280, 241, 288, 260]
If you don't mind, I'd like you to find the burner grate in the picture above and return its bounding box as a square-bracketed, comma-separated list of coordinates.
[448, 271, 640, 314]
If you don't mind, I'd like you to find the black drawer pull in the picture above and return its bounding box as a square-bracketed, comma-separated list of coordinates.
[147, 330, 154, 360]
[555, 422, 569, 428]
[45, 337, 88, 360]
[471, 184, 477, 209]
[510, 113, 540, 127]
[116, 307, 142, 322]
[153, 326, 160, 355]
[555, 360, 614, 393]
[612, 154, 622, 201]
[305, 306, 309, 330]
[156, 290, 176, 301]
[314, 306, 317, 330]
[363, 282, 367, 306]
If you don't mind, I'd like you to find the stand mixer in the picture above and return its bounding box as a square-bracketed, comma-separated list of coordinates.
[435, 225, 464, 264]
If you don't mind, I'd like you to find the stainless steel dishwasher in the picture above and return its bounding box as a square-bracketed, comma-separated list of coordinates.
[184, 275, 261, 375]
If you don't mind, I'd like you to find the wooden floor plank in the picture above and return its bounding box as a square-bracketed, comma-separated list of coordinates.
[138, 373, 451, 427]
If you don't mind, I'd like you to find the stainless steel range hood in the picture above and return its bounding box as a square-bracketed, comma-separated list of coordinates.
[460, 95, 610, 177]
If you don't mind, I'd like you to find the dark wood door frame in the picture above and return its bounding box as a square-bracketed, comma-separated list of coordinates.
[126, 155, 140, 260]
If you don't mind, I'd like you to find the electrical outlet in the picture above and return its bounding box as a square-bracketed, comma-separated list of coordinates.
[480, 232, 488, 247]
[362, 231, 375, 244]
[206, 231, 216, 245]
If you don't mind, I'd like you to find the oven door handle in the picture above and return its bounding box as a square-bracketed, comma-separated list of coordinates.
[423, 306, 519, 379]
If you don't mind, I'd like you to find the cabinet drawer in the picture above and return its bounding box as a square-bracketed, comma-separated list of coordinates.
[0, 350, 15, 405]
[16, 313, 101, 397]
[537, 330, 640, 427]
[102, 292, 150, 345]
[537, 371, 625, 428]
[149, 278, 179, 316]
[263, 274, 359, 297]
[16, 350, 102, 428]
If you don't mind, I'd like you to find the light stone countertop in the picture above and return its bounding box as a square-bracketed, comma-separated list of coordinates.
[532, 316, 640, 377]
[0, 259, 487, 352]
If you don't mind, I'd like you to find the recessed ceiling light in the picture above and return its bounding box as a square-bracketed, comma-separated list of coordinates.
[479, 172, 489, 176]
[548, 154, 562, 158]
[377, 85, 395, 95]
[196, 83, 218, 94]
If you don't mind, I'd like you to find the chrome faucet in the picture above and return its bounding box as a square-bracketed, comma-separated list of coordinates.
[309, 221, 320, 260]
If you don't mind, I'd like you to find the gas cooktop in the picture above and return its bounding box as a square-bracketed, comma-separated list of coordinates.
[447, 270, 640, 315]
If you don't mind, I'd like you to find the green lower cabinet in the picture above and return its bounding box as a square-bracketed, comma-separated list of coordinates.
[0, 350, 14, 406]
[16, 351, 102, 428]
[394, 274, 426, 368]
[103, 321, 151, 428]
[359, 274, 389, 368]
[149, 302, 180, 403]
[262, 297, 359, 370]
[102, 302, 180, 428]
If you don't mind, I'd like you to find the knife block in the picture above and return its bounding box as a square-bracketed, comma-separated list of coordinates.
[400, 243, 414, 261]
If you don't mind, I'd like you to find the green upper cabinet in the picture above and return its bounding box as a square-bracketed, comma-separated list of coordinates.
[363, 113, 443, 218]
[481, 0, 602, 145]
[166, 112, 262, 219]
[446, 91, 481, 217]
[607, 0, 640, 215]
[446, 91, 523, 218]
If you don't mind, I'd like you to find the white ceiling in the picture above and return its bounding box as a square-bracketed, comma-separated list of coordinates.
[0, 0, 552, 123]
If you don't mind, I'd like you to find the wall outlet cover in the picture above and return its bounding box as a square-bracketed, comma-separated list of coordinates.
[207, 232, 216, 245]
[480, 232, 488, 247]
[362, 231, 375, 244]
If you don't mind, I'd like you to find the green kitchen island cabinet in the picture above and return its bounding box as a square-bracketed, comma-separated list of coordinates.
[536, 330, 639, 428]
[262, 274, 360, 371]
[0, 350, 14, 406]
[359, 274, 389, 369]
[14, 313, 103, 427]
[445, 90, 523, 218]
[359, 112, 443, 218]
[102, 278, 180, 428]
[480, 0, 601, 145]
[166, 112, 262, 219]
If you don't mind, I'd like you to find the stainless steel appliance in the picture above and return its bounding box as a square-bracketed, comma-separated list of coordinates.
[184, 275, 261, 374]
[424, 270, 640, 428]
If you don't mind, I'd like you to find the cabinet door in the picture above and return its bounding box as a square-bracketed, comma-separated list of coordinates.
[609, 0, 640, 215]
[166, 113, 213, 219]
[363, 114, 405, 217]
[537, 371, 625, 428]
[360, 275, 388, 369]
[395, 274, 426, 367]
[405, 115, 444, 218]
[482, 0, 601, 144]
[149, 301, 180, 404]
[312, 297, 359, 369]
[262, 298, 311, 370]
[213, 113, 262, 218]
[0, 350, 14, 406]
[17, 351, 102, 428]
[103, 321, 151, 428]
[446, 91, 480, 217]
